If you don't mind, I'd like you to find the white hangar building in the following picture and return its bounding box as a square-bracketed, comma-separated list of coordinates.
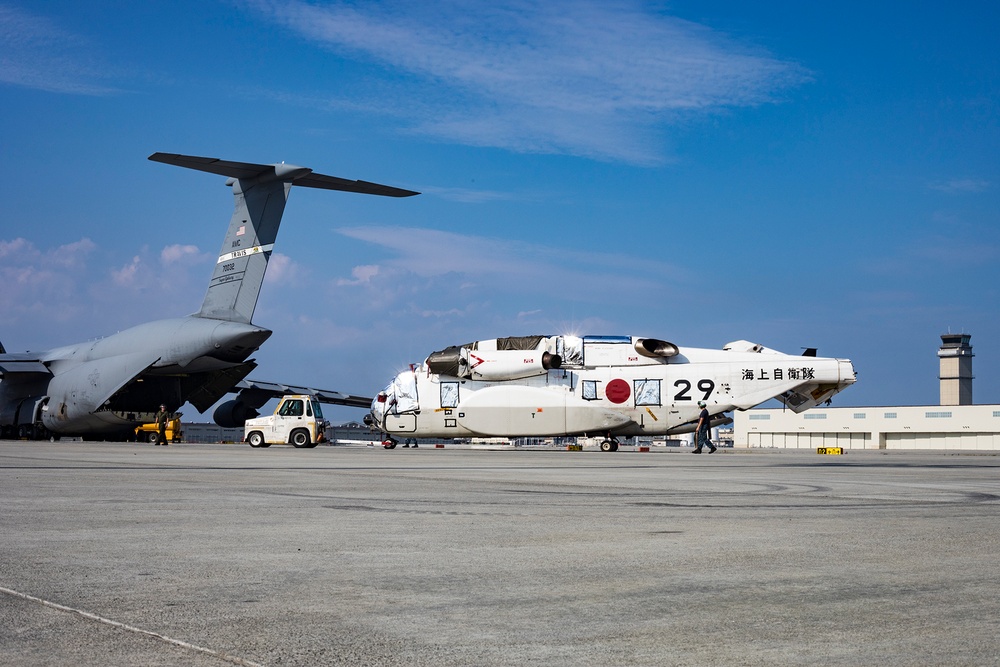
[734, 333, 1000, 450]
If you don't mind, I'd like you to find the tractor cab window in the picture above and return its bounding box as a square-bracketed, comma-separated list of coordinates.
[279, 399, 304, 416]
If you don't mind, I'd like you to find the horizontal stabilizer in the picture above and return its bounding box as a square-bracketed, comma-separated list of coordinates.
[150, 151, 419, 324]
[292, 173, 419, 197]
[148, 152, 419, 197]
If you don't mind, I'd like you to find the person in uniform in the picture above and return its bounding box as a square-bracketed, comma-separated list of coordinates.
[155, 404, 169, 446]
[692, 401, 717, 454]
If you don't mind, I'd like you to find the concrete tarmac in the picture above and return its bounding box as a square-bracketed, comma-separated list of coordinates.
[2, 440, 999, 666]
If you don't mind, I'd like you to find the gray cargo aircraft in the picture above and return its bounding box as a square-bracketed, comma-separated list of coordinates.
[0, 153, 417, 440]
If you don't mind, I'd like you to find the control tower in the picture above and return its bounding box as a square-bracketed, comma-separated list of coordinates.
[938, 333, 973, 405]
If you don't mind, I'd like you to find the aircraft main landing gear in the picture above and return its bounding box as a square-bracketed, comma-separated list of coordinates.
[600, 438, 620, 452]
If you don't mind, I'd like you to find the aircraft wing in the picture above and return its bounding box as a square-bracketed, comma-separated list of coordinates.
[231, 379, 372, 408]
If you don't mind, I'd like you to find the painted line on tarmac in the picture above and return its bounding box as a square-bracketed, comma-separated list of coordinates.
[0, 585, 263, 667]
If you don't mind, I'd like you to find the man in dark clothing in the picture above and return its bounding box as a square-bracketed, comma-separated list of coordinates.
[692, 401, 717, 454]
[154, 405, 169, 446]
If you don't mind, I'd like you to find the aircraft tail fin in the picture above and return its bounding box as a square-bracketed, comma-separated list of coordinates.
[148, 152, 418, 324]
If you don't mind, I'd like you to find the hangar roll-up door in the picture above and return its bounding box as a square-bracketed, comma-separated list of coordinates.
[884, 433, 1000, 450]
[747, 432, 871, 449]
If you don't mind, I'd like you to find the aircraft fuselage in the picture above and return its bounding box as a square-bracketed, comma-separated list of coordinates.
[33, 316, 270, 436]
[368, 335, 856, 440]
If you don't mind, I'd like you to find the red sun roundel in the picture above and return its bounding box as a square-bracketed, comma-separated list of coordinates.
[605, 378, 630, 404]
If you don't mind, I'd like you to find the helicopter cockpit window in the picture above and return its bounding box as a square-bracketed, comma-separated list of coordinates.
[392, 371, 419, 413]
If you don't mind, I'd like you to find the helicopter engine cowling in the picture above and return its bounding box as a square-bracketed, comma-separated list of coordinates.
[634, 338, 679, 359]
[466, 349, 562, 381]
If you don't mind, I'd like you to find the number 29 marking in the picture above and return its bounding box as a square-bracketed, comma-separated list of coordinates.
[673, 379, 715, 401]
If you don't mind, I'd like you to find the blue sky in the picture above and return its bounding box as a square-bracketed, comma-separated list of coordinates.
[2, 1, 998, 421]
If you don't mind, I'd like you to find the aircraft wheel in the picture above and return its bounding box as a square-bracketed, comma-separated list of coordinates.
[600, 439, 614, 452]
[290, 429, 311, 448]
[248, 431, 265, 448]
[383, 439, 397, 449]
[18, 424, 34, 440]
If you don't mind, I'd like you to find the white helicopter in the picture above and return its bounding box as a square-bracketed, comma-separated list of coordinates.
[366, 334, 856, 450]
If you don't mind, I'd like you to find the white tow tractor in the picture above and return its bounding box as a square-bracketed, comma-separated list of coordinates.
[244, 395, 328, 448]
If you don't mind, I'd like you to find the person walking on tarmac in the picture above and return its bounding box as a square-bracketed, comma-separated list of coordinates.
[154, 404, 169, 446]
[692, 401, 717, 454]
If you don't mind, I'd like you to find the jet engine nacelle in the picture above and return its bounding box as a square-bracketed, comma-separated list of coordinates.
[466, 349, 562, 381]
[634, 338, 679, 359]
[213, 400, 260, 428]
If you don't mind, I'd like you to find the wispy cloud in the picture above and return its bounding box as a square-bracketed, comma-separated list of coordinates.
[0, 237, 98, 329]
[0, 4, 119, 95]
[112, 256, 143, 286]
[161, 244, 208, 265]
[246, 0, 809, 164]
[336, 264, 380, 286]
[0, 236, 211, 346]
[418, 185, 514, 204]
[909, 234, 999, 266]
[927, 178, 991, 194]
[263, 252, 307, 285]
[333, 225, 689, 302]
